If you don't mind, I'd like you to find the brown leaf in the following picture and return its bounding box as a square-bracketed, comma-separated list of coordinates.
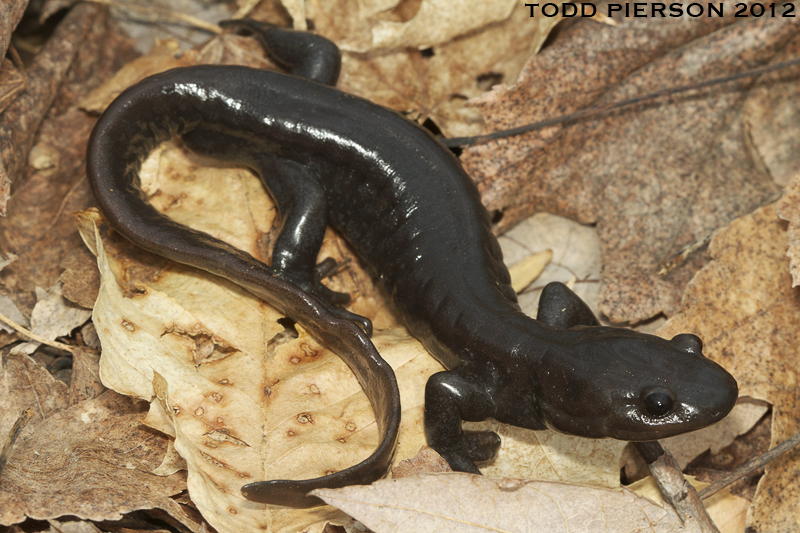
[0, 0, 27, 60]
[658, 201, 800, 531]
[0, 8, 139, 316]
[313, 473, 696, 533]
[68, 346, 106, 405]
[463, 7, 797, 322]
[0, 3, 99, 212]
[0, 390, 197, 529]
[391, 446, 452, 478]
[0, 352, 69, 439]
[0, 59, 26, 116]
[60, 245, 101, 309]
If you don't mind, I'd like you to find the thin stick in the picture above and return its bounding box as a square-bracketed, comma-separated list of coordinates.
[0, 310, 76, 354]
[636, 441, 719, 532]
[698, 429, 800, 500]
[443, 56, 800, 147]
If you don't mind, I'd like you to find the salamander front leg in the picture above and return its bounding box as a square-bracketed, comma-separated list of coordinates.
[424, 370, 501, 473]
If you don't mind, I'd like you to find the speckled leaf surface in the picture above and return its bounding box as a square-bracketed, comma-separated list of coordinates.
[659, 201, 800, 532]
[77, 143, 441, 533]
[462, 6, 798, 322]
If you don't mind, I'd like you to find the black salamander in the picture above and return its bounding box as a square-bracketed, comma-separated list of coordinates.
[86, 21, 738, 508]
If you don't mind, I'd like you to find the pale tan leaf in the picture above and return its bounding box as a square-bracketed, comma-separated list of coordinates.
[10, 283, 92, 355]
[79, 39, 193, 113]
[778, 171, 800, 286]
[466, 421, 627, 488]
[508, 249, 551, 293]
[313, 473, 693, 533]
[499, 212, 602, 319]
[363, 0, 518, 51]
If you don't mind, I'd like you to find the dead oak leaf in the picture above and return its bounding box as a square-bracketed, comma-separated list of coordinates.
[463, 8, 798, 322]
[658, 201, 800, 532]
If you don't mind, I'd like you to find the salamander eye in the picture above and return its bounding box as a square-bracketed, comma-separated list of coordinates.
[642, 387, 674, 418]
[670, 333, 703, 355]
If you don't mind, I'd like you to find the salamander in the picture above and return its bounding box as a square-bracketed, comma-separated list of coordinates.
[86, 21, 738, 508]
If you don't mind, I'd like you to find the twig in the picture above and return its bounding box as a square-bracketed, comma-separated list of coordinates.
[635, 441, 719, 533]
[443, 56, 800, 147]
[0, 310, 76, 354]
[698, 429, 800, 500]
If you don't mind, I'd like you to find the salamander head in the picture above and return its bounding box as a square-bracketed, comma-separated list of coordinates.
[531, 328, 738, 441]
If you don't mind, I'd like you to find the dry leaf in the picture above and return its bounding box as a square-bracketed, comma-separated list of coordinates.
[0, 294, 27, 334]
[313, 473, 696, 533]
[0, 0, 27, 60]
[349, 0, 518, 51]
[0, 353, 69, 446]
[659, 201, 800, 531]
[463, 8, 798, 322]
[59, 245, 101, 309]
[79, 39, 193, 113]
[76, 142, 440, 532]
[778, 172, 800, 286]
[0, 390, 196, 529]
[508, 249, 552, 292]
[391, 446, 452, 478]
[0, 3, 101, 213]
[0, 7, 139, 316]
[0, 59, 25, 116]
[462, 420, 626, 488]
[68, 346, 106, 405]
[10, 283, 92, 355]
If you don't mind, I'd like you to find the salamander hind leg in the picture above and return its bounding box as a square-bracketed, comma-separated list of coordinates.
[252, 155, 373, 335]
[219, 19, 341, 86]
[424, 369, 501, 473]
[537, 281, 600, 329]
